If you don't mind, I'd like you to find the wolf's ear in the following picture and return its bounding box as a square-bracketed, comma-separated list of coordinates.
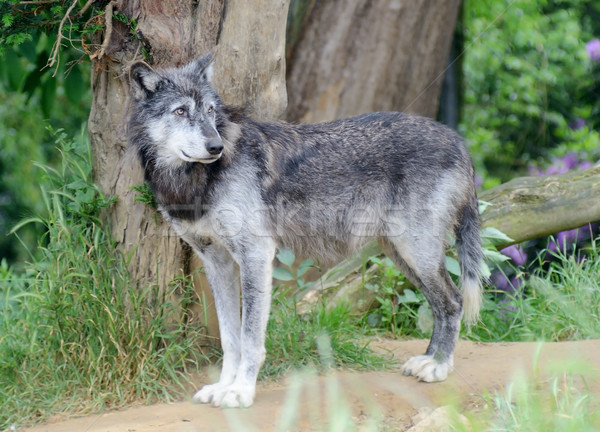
[187, 51, 216, 83]
[130, 62, 162, 99]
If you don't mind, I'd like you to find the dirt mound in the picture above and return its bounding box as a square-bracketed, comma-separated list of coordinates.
[22, 339, 600, 432]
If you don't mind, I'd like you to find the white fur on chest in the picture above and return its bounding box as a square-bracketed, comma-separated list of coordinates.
[160, 164, 270, 253]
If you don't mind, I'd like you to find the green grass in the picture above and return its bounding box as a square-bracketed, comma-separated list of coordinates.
[0, 131, 213, 429]
[263, 286, 392, 379]
[448, 345, 600, 432]
[277, 366, 600, 432]
[266, 247, 391, 379]
[468, 243, 600, 342]
[360, 234, 600, 343]
[488, 370, 600, 431]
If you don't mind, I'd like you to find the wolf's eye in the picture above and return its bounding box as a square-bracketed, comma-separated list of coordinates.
[174, 107, 186, 116]
[207, 106, 213, 114]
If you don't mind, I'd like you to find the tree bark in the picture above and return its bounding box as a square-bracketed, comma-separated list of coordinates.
[285, 0, 462, 123]
[87, 1, 289, 330]
[298, 162, 600, 313]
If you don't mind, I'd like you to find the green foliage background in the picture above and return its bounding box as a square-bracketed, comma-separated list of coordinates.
[460, 0, 600, 188]
[0, 37, 91, 263]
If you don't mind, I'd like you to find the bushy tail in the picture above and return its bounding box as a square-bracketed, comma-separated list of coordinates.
[455, 194, 484, 327]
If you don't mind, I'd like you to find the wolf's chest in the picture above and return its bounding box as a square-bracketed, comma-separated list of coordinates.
[158, 191, 266, 254]
[160, 208, 215, 248]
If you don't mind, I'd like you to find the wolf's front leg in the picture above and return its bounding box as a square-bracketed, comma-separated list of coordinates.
[191, 244, 242, 406]
[194, 241, 276, 408]
[214, 243, 276, 408]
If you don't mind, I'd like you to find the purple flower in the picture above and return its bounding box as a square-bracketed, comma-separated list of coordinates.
[569, 118, 586, 130]
[545, 163, 569, 175]
[547, 225, 597, 254]
[501, 244, 528, 266]
[491, 272, 510, 292]
[548, 228, 580, 252]
[491, 271, 521, 294]
[587, 39, 600, 61]
[578, 161, 592, 170]
[474, 175, 483, 189]
[561, 152, 579, 170]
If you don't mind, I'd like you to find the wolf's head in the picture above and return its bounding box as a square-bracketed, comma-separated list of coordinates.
[129, 53, 234, 169]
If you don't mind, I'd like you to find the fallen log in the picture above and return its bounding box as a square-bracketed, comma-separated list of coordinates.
[478, 161, 600, 245]
[297, 162, 600, 314]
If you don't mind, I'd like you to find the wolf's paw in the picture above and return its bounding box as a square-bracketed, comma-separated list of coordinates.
[402, 354, 453, 382]
[192, 383, 223, 404]
[193, 383, 255, 408]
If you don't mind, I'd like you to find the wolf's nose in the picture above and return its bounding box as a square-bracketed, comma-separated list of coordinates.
[206, 139, 224, 155]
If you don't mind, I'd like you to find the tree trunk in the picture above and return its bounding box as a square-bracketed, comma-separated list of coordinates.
[297, 162, 600, 314]
[285, 0, 461, 123]
[88, 1, 289, 330]
[282, 0, 462, 283]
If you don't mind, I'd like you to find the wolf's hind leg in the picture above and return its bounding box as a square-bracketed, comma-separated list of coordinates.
[379, 236, 462, 382]
[191, 244, 242, 405]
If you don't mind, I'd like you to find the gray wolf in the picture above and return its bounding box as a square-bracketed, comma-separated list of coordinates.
[128, 53, 483, 408]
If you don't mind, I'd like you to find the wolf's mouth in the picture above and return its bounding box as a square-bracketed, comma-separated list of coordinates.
[181, 150, 220, 163]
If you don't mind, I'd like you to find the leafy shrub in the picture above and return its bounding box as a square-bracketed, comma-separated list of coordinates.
[461, 0, 600, 187]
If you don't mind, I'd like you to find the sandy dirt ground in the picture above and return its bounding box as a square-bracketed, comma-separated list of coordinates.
[22, 339, 600, 432]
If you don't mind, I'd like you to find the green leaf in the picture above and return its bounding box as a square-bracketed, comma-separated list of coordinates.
[478, 200, 492, 214]
[480, 261, 491, 280]
[366, 312, 382, 328]
[23, 68, 43, 99]
[445, 256, 461, 276]
[272, 267, 294, 282]
[484, 248, 511, 264]
[397, 289, 419, 304]
[6, 49, 24, 91]
[276, 247, 295, 267]
[19, 38, 37, 63]
[297, 259, 313, 277]
[481, 227, 514, 245]
[2, 13, 14, 29]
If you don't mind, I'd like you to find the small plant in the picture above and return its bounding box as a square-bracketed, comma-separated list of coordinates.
[131, 181, 158, 208]
[362, 256, 431, 337]
[272, 246, 316, 292]
[263, 284, 390, 379]
[362, 216, 512, 338]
